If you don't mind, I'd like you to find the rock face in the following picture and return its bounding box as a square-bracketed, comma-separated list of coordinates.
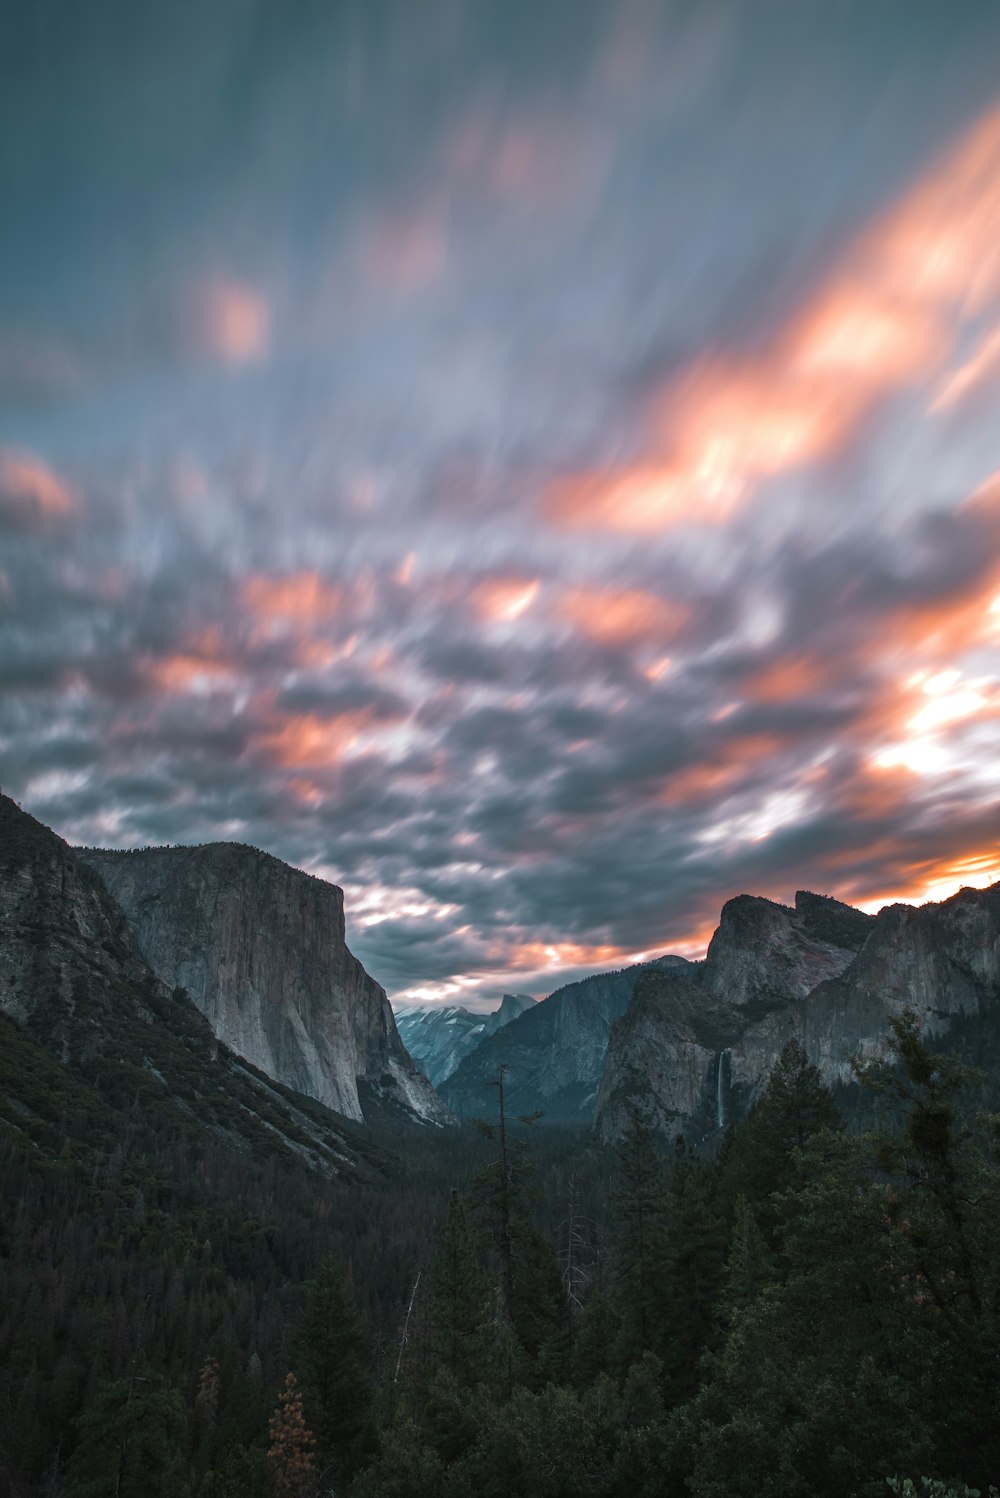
[805, 884, 1000, 1081]
[0, 794, 385, 1176]
[77, 842, 450, 1126]
[597, 885, 1000, 1142]
[394, 993, 537, 1088]
[441, 958, 691, 1123]
[482, 992, 536, 1038]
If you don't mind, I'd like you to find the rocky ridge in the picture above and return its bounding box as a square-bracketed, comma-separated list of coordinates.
[441, 957, 692, 1122]
[393, 1004, 487, 1087]
[596, 884, 1000, 1141]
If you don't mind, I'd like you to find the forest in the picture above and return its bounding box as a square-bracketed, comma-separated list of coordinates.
[2, 1013, 999, 1498]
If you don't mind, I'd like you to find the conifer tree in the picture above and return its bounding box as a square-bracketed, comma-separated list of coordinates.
[472, 1066, 565, 1385]
[201, 1444, 274, 1498]
[611, 1106, 671, 1366]
[719, 1193, 772, 1325]
[64, 1371, 189, 1498]
[296, 1257, 374, 1483]
[427, 1190, 493, 1387]
[661, 1155, 728, 1404]
[729, 1038, 843, 1237]
[267, 1373, 315, 1498]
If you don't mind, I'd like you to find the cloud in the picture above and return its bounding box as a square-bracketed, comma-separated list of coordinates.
[185, 276, 271, 365]
[243, 572, 344, 626]
[932, 317, 1000, 410]
[0, 449, 77, 533]
[547, 99, 1000, 534]
[5, 4, 1000, 1007]
[557, 586, 689, 647]
[471, 576, 540, 622]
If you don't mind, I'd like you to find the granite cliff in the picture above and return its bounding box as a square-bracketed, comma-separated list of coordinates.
[78, 842, 449, 1126]
[441, 957, 691, 1122]
[482, 991, 536, 1038]
[597, 885, 1000, 1141]
[804, 882, 1000, 1080]
[0, 793, 386, 1177]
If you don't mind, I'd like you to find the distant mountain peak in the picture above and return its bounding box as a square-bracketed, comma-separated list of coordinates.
[482, 990, 536, 1037]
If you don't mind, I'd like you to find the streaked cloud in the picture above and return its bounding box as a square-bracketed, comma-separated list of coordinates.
[548, 99, 1000, 534]
[3, 0, 1000, 1006]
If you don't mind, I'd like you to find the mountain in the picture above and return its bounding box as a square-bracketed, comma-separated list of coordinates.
[393, 1004, 487, 1086]
[394, 993, 537, 1086]
[596, 884, 1000, 1141]
[482, 991, 536, 1036]
[0, 793, 386, 1177]
[804, 882, 1000, 1079]
[76, 841, 450, 1127]
[440, 957, 692, 1123]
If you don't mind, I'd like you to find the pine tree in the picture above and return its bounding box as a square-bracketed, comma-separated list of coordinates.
[427, 1190, 493, 1387]
[856, 1011, 1000, 1483]
[729, 1038, 843, 1239]
[471, 1067, 564, 1386]
[195, 1356, 220, 1427]
[296, 1257, 374, 1483]
[267, 1373, 315, 1498]
[473, 1066, 522, 1330]
[611, 1107, 671, 1366]
[719, 1193, 772, 1325]
[201, 1444, 274, 1498]
[661, 1154, 728, 1404]
[64, 1371, 189, 1498]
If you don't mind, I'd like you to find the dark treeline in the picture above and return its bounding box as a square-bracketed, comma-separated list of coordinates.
[3, 1016, 1000, 1497]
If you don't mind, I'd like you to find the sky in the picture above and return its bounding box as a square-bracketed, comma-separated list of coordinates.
[3, 0, 1000, 1008]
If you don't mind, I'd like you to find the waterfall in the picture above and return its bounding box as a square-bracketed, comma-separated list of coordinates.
[716, 1049, 730, 1131]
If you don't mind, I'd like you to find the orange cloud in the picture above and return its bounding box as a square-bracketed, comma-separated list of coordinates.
[472, 577, 540, 622]
[243, 572, 343, 625]
[256, 710, 375, 770]
[862, 661, 1000, 785]
[871, 106, 1000, 315]
[548, 463, 730, 533]
[837, 760, 916, 822]
[849, 844, 1000, 912]
[658, 731, 792, 807]
[498, 938, 638, 973]
[883, 555, 1000, 661]
[143, 652, 236, 695]
[548, 99, 1000, 533]
[558, 586, 689, 646]
[191, 276, 270, 365]
[658, 762, 743, 806]
[740, 653, 833, 703]
[0, 447, 77, 529]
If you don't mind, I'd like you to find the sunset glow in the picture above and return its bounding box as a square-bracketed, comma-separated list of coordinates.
[3, 2, 1000, 1006]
